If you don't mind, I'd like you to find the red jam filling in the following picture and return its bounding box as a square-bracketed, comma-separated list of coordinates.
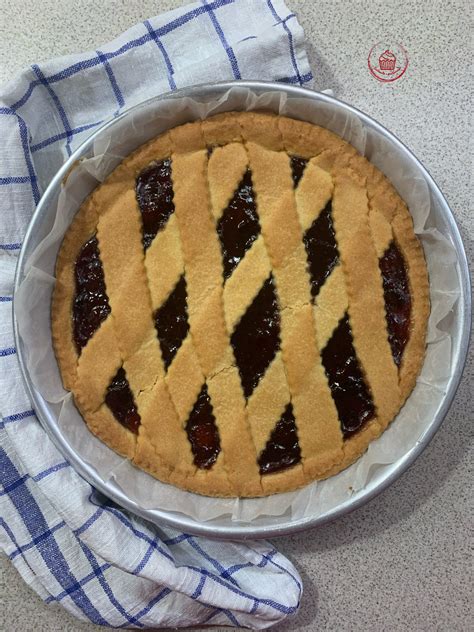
[185, 384, 221, 469]
[322, 314, 375, 437]
[154, 275, 189, 370]
[105, 367, 141, 434]
[231, 276, 281, 399]
[217, 169, 260, 279]
[136, 160, 175, 250]
[379, 241, 411, 366]
[258, 404, 301, 474]
[303, 202, 339, 300]
[73, 236, 111, 352]
[290, 155, 308, 188]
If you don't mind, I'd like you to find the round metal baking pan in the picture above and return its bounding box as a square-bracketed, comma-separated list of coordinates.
[13, 81, 471, 539]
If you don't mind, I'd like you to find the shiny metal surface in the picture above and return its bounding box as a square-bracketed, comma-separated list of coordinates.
[13, 81, 471, 539]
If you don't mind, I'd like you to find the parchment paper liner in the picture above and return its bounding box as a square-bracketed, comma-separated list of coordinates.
[15, 87, 460, 524]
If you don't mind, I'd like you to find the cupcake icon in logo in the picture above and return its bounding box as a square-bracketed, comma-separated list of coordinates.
[368, 42, 408, 82]
[379, 50, 397, 71]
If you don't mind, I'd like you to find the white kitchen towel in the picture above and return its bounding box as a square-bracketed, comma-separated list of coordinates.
[0, 0, 312, 628]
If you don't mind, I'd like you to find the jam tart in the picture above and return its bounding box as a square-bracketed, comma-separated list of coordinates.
[52, 112, 430, 497]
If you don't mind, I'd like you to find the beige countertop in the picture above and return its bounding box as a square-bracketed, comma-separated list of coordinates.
[0, 1, 472, 630]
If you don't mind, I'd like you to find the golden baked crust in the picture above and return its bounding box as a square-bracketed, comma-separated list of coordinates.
[51, 112, 430, 497]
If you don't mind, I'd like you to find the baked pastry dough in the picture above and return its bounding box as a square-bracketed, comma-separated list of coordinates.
[52, 112, 430, 497]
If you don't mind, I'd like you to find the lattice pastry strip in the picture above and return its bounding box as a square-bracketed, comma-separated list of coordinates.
[208, 142, 305, 485]
[75, 316, 122, 413]
[163, 336, 205, 423]
[145, 214, 185, 310]
[246, 141, 345, 486]
[245, 352, 292, 454]
[222, 237, 272, 332]
[94, 191, 163, 379]
[207, 143, 273, 333]
[207, 143, 249, 220]
[73, 191, 162, 416]
[294, 159, 334, 231]
[171, 148, 261, 495]
[313, 264, 348, 350]
[369, 207, 394, 257]
[131, 162, 221, 484]
[129, 169, 211, 479]
[331, 170, 401, 426]
[72, 187, 193, 475]
[135, 374, 196, 481]
[314, 208, 394, 350]
[206, 143, 300, 489]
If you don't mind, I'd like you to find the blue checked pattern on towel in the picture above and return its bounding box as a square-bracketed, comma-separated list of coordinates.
[0, 0, 312, 628]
